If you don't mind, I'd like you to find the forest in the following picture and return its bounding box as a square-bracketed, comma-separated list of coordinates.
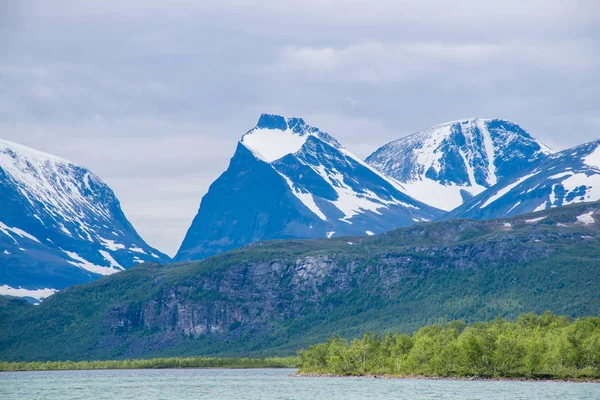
[298, 312, 600, 380]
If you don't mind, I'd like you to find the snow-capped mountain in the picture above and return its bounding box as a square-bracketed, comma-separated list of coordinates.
[366, 119, 553, 211]
[446, 139, 600, 220]
[175, 114, 443, 261]
[0, 139, 170, 301]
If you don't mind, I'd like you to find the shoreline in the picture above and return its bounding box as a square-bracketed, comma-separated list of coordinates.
[292, 372, 600, 384]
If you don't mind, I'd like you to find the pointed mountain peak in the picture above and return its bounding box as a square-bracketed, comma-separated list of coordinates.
[255, 113, 311, 134]
[256, 113, 289, 130]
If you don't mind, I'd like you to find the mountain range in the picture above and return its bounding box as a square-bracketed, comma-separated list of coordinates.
[1, 114, 600, 300]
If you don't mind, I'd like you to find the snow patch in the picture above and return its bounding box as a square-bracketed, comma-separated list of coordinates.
[365, 230, 374, 236]
[561, 173, 600, 205]
[477, 119, 497, 186]
[549, 172, 574, 180]
[576, 212, 595, 225]
[313, 165, 415, 222]
[481, 172, 539, 209]
[61, 249, 122, 275]
[0, 222, 41, 244]
[278, 172, 327, 220]
[98, 249, 123, 269]
[583, 145, 600, 169]
[0, 285, 58, 301]
[241, 128, 308, 162]
[98, 237, 125, 251]
[506, 202, 521, 215]
[399, 178, 485, 211]
[129, 246, 146, 254]
[326, 231, 335, 238]
[525, 216, 547, 224]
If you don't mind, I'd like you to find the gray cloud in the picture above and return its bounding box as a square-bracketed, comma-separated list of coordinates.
[1, 0, 599, 255]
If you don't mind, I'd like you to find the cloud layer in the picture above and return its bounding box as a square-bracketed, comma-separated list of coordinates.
[1, 0, 599, 255]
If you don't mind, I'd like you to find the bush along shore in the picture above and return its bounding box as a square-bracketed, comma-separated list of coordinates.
[0, 357, 299, 372]
[297, 312, 600, 381]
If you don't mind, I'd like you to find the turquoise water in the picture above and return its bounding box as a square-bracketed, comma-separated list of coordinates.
[1, 368, 599, 400]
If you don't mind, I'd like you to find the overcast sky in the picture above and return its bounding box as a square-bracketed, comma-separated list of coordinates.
[1, 1, 599, 256]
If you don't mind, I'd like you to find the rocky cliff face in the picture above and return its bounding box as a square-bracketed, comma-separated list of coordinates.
[106, 233, 553, 344]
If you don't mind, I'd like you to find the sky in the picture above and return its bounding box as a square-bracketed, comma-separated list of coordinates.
[1, 0, 599, 256]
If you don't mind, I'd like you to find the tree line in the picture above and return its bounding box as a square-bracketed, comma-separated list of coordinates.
[0, 357, 298, 372]
[298, 312, 600, 379]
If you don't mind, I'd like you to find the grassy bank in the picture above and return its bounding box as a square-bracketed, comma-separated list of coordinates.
[0, 357, 298, 372]
[298, 312, 600, 380]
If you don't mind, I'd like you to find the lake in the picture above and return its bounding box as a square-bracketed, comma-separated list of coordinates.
[1, 368, 599, 399]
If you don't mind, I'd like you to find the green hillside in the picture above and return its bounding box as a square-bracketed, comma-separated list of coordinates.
[2, 202, 600, 361]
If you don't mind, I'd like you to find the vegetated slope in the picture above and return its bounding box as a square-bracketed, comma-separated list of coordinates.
[2, 202, 600, 361]
[366, 118, 552, 211]
[0, 139, 170, 301]
[175, 114, 442, 261]
[447, 139, 600, 220]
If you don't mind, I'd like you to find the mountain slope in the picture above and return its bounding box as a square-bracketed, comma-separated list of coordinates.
[366, 118, 552, 211]
[447, 139, 600, 220]
[2, 201, 600, 361]
[0, 139, 170, 300]
[175, 114, 442, 261]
